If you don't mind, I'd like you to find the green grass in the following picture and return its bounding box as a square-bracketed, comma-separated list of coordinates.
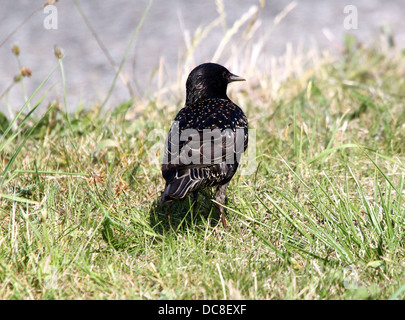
[1, 8, 405, 299]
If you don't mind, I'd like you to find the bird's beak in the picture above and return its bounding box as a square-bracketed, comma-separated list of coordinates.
[228, 73, 246, 83]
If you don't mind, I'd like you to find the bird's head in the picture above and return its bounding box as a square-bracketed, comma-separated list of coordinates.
[185, 63, 245, 105]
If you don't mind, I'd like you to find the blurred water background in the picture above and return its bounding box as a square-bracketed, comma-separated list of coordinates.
[1, 0, 404, 114]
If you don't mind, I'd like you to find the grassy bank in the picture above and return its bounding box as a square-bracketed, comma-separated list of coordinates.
[1, 26, 405, 298]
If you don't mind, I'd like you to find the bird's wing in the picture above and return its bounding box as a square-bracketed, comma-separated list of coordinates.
[163, 100, 247, 169]
[163, 124, 239, 169]
[160, 125, 240, 202]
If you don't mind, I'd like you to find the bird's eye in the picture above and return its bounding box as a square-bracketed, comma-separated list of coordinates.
[222, 71, 228, 79]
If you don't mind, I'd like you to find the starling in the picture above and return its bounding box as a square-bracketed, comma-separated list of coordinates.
[160, 62, 248, 227]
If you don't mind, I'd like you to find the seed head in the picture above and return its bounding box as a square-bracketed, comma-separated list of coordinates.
[14, 74, 22, 83]
[12, 44, 20, 56]
[20, 67, 32, 77]
[54, 45, 63, 59]
[43, 0, 59, 8]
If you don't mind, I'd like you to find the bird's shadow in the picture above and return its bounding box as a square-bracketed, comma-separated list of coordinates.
[148, 191, 222, 234]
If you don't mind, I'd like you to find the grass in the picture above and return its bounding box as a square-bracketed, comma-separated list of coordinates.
[1, 4, 405, 300]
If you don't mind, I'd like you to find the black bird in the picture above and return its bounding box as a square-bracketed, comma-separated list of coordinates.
[160, 63, 248, 227]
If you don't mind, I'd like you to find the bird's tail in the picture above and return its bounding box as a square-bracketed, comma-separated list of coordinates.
[159, 168, 201, 203]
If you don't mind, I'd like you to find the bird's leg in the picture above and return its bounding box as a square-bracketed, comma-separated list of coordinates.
[192, 191, 199, 206]
[191, 191, 199, 216]
[215, 183, 228, 227]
